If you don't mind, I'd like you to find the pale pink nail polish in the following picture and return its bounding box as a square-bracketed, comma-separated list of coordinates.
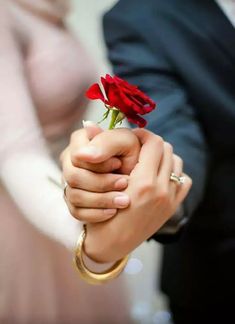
[114, 178, 128, 190]
[114, 195, 130, 207]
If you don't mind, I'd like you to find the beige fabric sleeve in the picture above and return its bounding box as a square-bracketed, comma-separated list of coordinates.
[0, 2, 81, 249]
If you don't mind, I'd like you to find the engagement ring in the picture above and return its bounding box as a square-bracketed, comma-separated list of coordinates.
[170, 172, 185, 185]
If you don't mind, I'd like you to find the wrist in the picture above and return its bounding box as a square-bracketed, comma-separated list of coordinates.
[82, 251, 114, 272]
[157, 205, 187, 235]
[83, 231, 105, 263]
[74, 225, 129, 285]
[84, 225, 126, 263]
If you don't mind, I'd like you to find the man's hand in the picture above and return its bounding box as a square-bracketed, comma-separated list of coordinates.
[83, 129, 192, 262]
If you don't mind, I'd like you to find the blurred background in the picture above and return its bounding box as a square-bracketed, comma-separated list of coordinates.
[68, 1, 170, 323]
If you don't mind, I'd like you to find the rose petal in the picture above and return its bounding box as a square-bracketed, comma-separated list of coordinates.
[105, 74, 114, 83]
[126, 113, 147, 127]
[85, 74, 156, 128]
[86, 83, 105, 102]
[101, 76, 111, 96]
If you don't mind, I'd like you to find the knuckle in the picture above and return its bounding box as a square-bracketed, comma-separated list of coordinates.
[154, 135, 164, 147]
[96, 192, 114, 208]
[164, 142, 173, 153]
[136, 181, 155, 196]
[154, 135, 164, 145]
[157, 187, 170, 202]
[68, 189, 82, 205]
[96, 198, 110, 209]
[97, 181, 105, 192]
[98, 178, 109, 192]
[70, 153, 79, 166]
[68, 205, 78, 218]
[70, 129, 81, 142]
[126, 132, 140, 147]
[73, 208, 85, 221]
[71, 153, 85, 167]
[64, 170, 78, 187]
[174, 154, 183, 167]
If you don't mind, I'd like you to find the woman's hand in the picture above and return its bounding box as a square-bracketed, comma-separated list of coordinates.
[61, 124, 141, 222]
[61, 126, 192, 262]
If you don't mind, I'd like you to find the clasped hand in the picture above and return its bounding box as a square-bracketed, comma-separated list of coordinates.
[61, 124, 192, 263]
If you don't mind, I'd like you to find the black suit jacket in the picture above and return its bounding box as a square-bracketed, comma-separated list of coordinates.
[104, 0, 235, 306]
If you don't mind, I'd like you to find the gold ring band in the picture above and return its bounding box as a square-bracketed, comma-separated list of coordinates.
[170, 172, 185, 185]
[74, 225, 129, 285]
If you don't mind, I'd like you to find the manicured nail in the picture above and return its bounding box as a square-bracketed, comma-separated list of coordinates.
[82, 120, 97, 128]
[77, 145, 101, 158]
[114, 178, 128, 190]
[113, 195, 130, 207]
[103, 209, 117, 216]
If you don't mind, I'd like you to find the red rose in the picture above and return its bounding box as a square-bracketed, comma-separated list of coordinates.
[86, 74, 156, 127]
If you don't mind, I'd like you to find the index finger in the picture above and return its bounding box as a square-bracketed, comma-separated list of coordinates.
[132, 129, 164, 179]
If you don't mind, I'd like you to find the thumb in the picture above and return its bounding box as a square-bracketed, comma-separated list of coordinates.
[71, 122, 123, 172]
[70, 121, 104, 167]
[76, 128, 140, 175]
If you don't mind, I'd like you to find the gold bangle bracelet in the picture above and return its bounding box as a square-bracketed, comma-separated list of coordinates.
[73, 225, 129, 285]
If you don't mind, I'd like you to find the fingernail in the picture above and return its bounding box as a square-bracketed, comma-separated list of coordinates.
[82, 120, 97, 128]
[113, 195, 130, 207]
[103, 209, 117, 216]
[112, 159, 122, 170]
[114, 178, 128, 190]
[77, 145, 101, 158]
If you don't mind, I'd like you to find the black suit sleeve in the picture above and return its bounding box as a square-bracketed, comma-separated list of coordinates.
[103, 1, 209, 241]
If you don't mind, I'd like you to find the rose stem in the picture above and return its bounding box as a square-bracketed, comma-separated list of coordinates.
[108, 109, 119, 129]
